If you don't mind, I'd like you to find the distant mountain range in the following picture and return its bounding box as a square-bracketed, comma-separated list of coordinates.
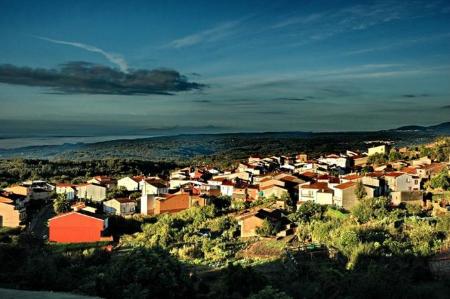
[393, 122, 450, 133]
[0, 121, 448, 161]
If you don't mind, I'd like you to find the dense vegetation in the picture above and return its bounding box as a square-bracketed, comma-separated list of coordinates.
[0, 158, 179, 186]
[2, 196, 450, 298]
[0, 130, 444, 164]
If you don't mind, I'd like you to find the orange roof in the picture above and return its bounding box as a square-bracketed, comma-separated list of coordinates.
[260, 184, 285, 191]
[334, 181, 356, 190]
[384, 172, 405, 178]
[300, 182, 329, 190]
[342, 174, 362, 180]
[131, 175, 145, 183]
[300, 171, 317, 178]
[401, 167, 417, 175]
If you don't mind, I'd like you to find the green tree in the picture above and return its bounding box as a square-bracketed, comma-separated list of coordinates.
[354, 180, 367, 200]
[389, 151, 402, 162]
[53, 193, 71, 214]
[256, 219, 279, 237]
[289, 201, 325, 223]
[429, 168, 449, 190]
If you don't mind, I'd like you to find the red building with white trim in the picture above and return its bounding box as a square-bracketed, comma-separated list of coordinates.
[49, 211, 109, 243]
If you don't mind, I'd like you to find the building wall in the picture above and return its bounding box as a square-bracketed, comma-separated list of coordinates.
[56, 187, 75, 200]
[316, 192, 333, 205]
[156, 195, 190, 214]
[49, 213, 105, 243]
[0, 203, 21, 227]
[239, 217, 265, 237]
[77, 185, 106, 202]
[368, 145, 387, 156]
[341, 187, 358, 210]
[117, 177, 139, 191]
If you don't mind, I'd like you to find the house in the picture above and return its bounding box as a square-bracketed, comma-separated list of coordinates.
[236, 208, 290, 238]
[55, 183, 76, 200]
[298, 182, 333, 205]
[259, 184, 288, 199]
[141, 193, 206, 215]
[103, 198, 137, 216]
[220, 180, 234, 197]
[5, 180, 53, 201]
[141, 179, 168, 196]
[117, 176, 144, 191]
[48, 211, 110, 243]
[362, 172, 387, 197]
[341, 174, 362, 183]
[391, 191, 424, 206]
[332, 181, 358, 210]
[318, 154, 349, 169]
[368, 145, 388, 156]
[0, 192, 28, 227]
[384, 172, 419, 192]
[76, 183, 107, 202]
[88, 176, 116, 188]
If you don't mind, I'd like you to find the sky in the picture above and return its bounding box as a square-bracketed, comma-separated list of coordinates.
[0, 0, 450, 140]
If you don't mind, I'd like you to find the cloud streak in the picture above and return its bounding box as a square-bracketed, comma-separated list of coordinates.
[0, 61, 204, 95]
[167, 20, 241, 48]
[36, 36, 129, 73]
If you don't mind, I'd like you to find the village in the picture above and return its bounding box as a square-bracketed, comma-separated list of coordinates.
[1, 140, 449, 244]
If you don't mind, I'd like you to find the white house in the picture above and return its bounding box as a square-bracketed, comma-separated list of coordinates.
[141, 179, 168, 196]
[117, 176, 144, 191]
[55, 183, 76, 200]
[220, 181, 234, 197]
[103, 198, 136, 216]
[298, 182, 333, 205]
[318, 154, 349, 168]
[384, 172, 419, 192]
[332, 182, 358, 210]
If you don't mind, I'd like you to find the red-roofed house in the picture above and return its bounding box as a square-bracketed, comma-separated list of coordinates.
[141, 193, 207, 215]
[332, 182, 358, 210]
[384, 172, 420, 192]
[49, 211, 110, 243]
[298, 182, 333, 205]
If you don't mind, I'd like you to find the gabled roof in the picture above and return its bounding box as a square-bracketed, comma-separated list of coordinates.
[260, 184, 286, 191]
[49, 211, 106, 222]
[401, 167, 417, 175]
[384, 172, 406, 178]
[342, 174, 362, 181]
[334, 181, 356, 190]
[131, 175, 145, 183]
[300, 182, 329, 190]
[109, 198, 136, 204]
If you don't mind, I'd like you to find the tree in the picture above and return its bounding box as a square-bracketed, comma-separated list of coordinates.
[367, 153, 387, 165]
[256, 219, 278, 237]
[53, 193, 71, 214]
[389, 151, 402, 162]
[289, 201, 324, 223]
[429, 169, 450, 191]
[106, 186, 128, 199]
[354, 180, 367, 200]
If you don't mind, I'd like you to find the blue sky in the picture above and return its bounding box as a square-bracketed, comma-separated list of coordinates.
[0, 0, 449, 137]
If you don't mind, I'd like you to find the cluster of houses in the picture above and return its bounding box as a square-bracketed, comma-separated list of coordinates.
[1, 143, 449, 243]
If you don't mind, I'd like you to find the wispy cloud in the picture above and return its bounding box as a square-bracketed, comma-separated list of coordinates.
[271, 1, 447, 47]
[36, 36, 129, 73]
[167, 20, 241, 48]
[345, 32, 450, 55]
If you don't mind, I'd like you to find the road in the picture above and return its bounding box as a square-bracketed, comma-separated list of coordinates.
[29, 203, 55, 240]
